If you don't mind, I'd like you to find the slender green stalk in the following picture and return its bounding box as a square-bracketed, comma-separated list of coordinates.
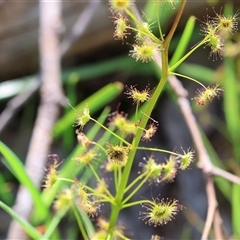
[114, 169, 118, 193]
[157, 3, 164, 41]
[125, 9, 161, 43]
[122, 172, 150, 205]
[106, 2, 187, 238]
[122, 200, 149, 209]
[170, 72, 206, 88]
[90, 118, 130, 146]
[88, 164, 114, 199]
[135, 103, 139, 123]
[124, 172, 148, 194]
[72, 204, 88, 240]
[136, 146, 179, 156]
[169, 38, 208, 72]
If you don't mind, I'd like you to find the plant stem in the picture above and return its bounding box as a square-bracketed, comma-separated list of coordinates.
[170, 72, 206, 88]
[122, 172, 150, 205]
[107, 2, 186, 238]
[72, 204, 88, 240]
[90, 117, 130, 146]
[169, 37, 208, 72]
[122, 200, 149, 209]
[136, 146, 179, 156]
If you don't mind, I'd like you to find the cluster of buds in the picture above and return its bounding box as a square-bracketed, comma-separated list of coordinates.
[110, 0, 162, 63]
[105, 143, 129, 167]
[139, 149, 195, 184]
[201, 9, 239, 59]
[193, 84, 223, 106]
[53, 182, 100, 217]
[109, 111, 137, 138]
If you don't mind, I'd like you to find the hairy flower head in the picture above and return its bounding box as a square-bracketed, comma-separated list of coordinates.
[75, 105, 90, 129]
[54, 189, 73, 211]
[139, 197, 183, 226]
[91, 218, 125, 240]
[142, 122, 158, 141]
[109, 0, 133, 12]
[136, 22, 153, 42]
[161, 155, 177, 182]
[106, 143, 129, 166]
[109, 112, 137, 137]
[139, 156, 162, 184]
[73, 182, 100, 216]
[43, 154, 61, 190]
[151, 235, 162, 240]
[178, 148, 195, 170]
[74, 149, 98, 165]
[193, 84, 223, 105]
[213, 10, 239, 39]
[125, 85, 151, 104]
[130, 42, 160, 62]
[201, 21, 224, 60]
[76, 130, 92, 148]
[113, 13, 129, 40]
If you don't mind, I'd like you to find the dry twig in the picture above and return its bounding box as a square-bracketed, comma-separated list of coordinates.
[7, 1, 101, 239]
[7, 1, 63, 239]
[0, 0, 100, 134]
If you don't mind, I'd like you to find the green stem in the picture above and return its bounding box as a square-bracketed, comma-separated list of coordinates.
[122, 172, 150, 205]
[88, 164, 114, 199]
[114, 168, 118, 193]
[157, 4, 164, 41]
[125, 9, 161, 44]
[90, 117, 130, 146]
[169, 37, 208, 72]
[72, 204, 88, 240]
[107, 2, 186, 239]
[122, 200, 149, 209]
[124, 172, 147, 194]
[136, 146, 179, 156]
[135, 103, 139, 123]
[57, 177, 74, 183]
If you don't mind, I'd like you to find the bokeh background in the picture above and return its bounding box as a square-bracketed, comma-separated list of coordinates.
[0, 0, 240, 239]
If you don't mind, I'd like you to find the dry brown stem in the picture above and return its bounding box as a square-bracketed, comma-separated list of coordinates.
[7, 1, 63, 239]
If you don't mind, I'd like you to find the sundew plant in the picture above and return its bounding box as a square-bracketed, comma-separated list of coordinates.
[43, 1, 240, 239]
[1, 0, 240, 240]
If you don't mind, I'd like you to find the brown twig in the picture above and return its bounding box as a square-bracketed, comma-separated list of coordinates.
[0, 0, 99, 134]
[201, 178, 218, 240]
[7, 1, 63, 239]
[0, 79, 40, 135]
[60, 0, 100, 56]
[6, 1, 101, 239]
[214, 207, 228, 240]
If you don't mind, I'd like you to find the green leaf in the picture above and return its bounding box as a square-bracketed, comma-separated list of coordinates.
[41, 207, 69, 239]
[232, 184, 240, 237]
[0, 141, 48, 220]
[223, 57, 240, 162]
[0, 200, 42, 239]
[0, 173, 13, 204]
[170, 16, 196, 67]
